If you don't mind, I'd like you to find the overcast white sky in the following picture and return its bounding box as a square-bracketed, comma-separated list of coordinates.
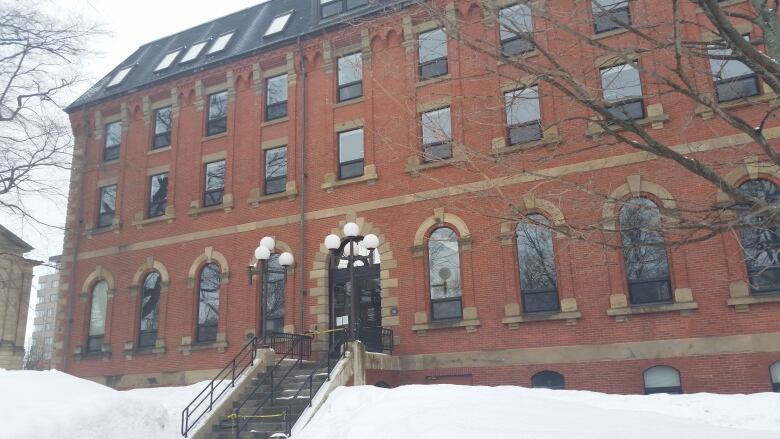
[17, 0, 266, 342]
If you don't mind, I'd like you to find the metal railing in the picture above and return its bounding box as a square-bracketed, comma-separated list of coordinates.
[231, 333, 313, 437]
[360, 325, 394, 354]
[284, 329, 348, 435]
[180, 336, 257, 438]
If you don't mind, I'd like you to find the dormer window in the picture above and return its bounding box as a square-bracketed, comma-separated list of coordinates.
[207, 32, 234, 55]
[155, 49, 181, 72]
[265, 11, 293, 36]
[180, 41, 207, 63]
[106, 66, 132, 87]
[320, 0, 368, 19]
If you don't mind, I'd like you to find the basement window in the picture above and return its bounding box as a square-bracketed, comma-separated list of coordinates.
[155, 49, 181, 72]
[265, 11, 293, 36]
[106, 66, 133, 87]
[207, 32, 235, 55]
[180, 41, 208, 63]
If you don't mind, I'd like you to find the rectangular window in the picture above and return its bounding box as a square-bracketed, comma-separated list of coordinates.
[47, 309, 54, 317]
[152, 106, 172, 149]
[600, 63, 645, 120]
[265, 74, 288, 121]
[203, 160, 225, 207]
[320, 0, 368, 18]
[499, 4, 534, 56]
[207, 32, 234, 55]
[505, 87, 542, 145]
[421, 107, 452, 161]
[206, 91, 228, 136]
[338, 128, 365, 180]
[45, 323, 54, 331]
[49, 294, 56, 302]
[97, 185, 117, 228]
[180, 41, 207, 63]
[265, 11, 293, 36]
[709, 37, 760, 102]
[104, 121, 121, 161]
[148, 172, 169, 218]
[337, 53, 363, 102]
[418, 29, 448, 80]
[154, 49, 180, 72]
[264, 146, 288, 195]
[592, 0, 630, 34]
[107, 66, 132, 88]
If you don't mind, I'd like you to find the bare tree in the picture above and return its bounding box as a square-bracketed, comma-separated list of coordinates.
[0, 0, 97, 228]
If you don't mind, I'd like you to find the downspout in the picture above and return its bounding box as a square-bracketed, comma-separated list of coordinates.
[297, 36, 307, 333]
[61, 105, 88, 371]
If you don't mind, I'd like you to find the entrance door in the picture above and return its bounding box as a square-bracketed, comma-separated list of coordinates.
[329, 265, 382, 352]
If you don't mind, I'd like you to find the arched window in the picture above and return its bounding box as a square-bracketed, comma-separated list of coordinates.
[738, 179, 780, 294]
[428, 227, 462, 320]
[138, 272, 161, 348]
[197, 263, 221, 343]
[643, 365, 682, 394]
[532, 371, 565, 390]
[87, 280, 109, 352]
[264, 253, 286, 334]
[619, 197, 672, 305]
[517, 214, 559, 313]
[771, 362, 780, 392]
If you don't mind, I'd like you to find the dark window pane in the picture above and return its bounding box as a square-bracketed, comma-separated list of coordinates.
[321, 0, 343, 18]
[153, 107, 172, 149]
[422, 107, 452, 161]
[138, 272, 160, 348]
[148, 173, 168, 218]
[715, 75, 760, 102]
[338, 82, 363, 102]
[532, 371, 565, 389]
[517, 215, 558, 292]
[419, 58, 448, 80]
[104, 121, 121, 161]
[197, 263, 221, 343]
[346, 0, 367, 10]
[592, 0, 630, 33]
[432, 297, 462, 320]
[607, 98, 645, 120]
[87, 335, 104, 353]
[509, 122, 543, 145]
[499, 4, 534, 56]
[203, 160, 225, 207]
[266, 75, 288, 121]
[502, 37, 534, 56]
[423, 142, 452, 162]
[771, 362, 780, 392]
[207, 91, 228, 136]
[738, 179, 780, 294]
[644, 366, 682, 394]
[709, 35, 759, 102]
[264, 147, 287, 195]
[339, 160, 364, 179]
[619, 197, 671, 304]
[264, 254, 286, 333]
[97, 185, 116, 228]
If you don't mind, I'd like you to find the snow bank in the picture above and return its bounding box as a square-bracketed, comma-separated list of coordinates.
[0, 369, 207, 439]
[292, 385, 780, 439]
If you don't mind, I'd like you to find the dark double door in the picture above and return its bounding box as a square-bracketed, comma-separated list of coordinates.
[329, 264, 382, 352]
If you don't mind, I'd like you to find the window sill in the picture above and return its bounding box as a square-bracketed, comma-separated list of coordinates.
[321, 165, 378, 192]
[132, 208, 175, 229]
[502, 311, 582, 327]
[585, 104, 669, 138]
[248, 182, 298, 206]
[727, 293, 780, 313]
[84, 220, 121, 238]
[334, 97, 364, 108]
[607, 301, 698, 320]
[405, 155, 466, 176]
[148, 146, 172, 155]
[412, 318, 481, 335]
[490, 126, 561, 157]
[188, 195, 234, 217]
[97, 158, 120, 168]
[261, 116, 289, 127]
[590, 27, 629, 41]
[202, 132, 227, 142]
[179, 340, 228, 355]
[123, 340, 166, 359]
[496, 49, 539, 66]
[416, 74, 451, 88]
[694, 90, 777, 119]
[73, 344, 112, 363]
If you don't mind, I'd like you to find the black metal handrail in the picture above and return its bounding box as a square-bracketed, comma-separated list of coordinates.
[181, 336, 257, 438]
[284, 329, 349, 435]
[232, 333, 313, 437]
[264, 331, 312, 360]
[359, 325, 394, 354]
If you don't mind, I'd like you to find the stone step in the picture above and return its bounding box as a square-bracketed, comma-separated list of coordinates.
[214, 419, 286, 433]
[209, 431, 286, 439]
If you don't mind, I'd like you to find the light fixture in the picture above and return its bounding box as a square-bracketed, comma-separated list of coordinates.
[343, 222, 359, 237]
[363, 234, 379, 250]
[254, 245, 271, 261]
[324, 234, 341, 250]
[279, 252, 294, 267]
[260, 236, 276, 251]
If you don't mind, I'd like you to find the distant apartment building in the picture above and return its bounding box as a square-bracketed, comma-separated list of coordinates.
[29, 256, 61, 369]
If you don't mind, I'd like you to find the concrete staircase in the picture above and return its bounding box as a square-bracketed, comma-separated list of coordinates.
[207, 358, 330, 439]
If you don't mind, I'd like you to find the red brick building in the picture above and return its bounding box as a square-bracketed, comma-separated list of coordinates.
[57, 0, 780, 394]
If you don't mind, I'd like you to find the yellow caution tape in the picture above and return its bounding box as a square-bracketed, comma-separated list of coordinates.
[227, 412, 286, 421]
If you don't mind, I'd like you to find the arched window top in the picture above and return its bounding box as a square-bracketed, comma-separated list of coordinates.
[643, 365, 681, 394]
[143, 271, 161, 290]
[738, 178, 780, 200]
[428, 226, 462, 320]
[770, 362, 780, 392]
[532, 371, 564, 390]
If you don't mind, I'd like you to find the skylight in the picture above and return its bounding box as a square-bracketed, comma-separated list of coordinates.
[207, 32, 234, 55]
[265, 11, 293, 36]
[107, 66, 132, 87]
[180, 41, 208, 63]
[155, 50, 181, 72]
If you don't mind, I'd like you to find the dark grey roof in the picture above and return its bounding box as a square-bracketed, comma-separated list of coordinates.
[66, 0, 405, 112]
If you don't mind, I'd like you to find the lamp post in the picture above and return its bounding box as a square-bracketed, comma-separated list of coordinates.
[323, 222, 379, 342]
[248, 236, 294, 340]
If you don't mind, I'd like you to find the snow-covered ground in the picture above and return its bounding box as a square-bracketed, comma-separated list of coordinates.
[0, 369, 206, 438]
[292, 385, 780, 439]
[3, 369, 780, 439]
